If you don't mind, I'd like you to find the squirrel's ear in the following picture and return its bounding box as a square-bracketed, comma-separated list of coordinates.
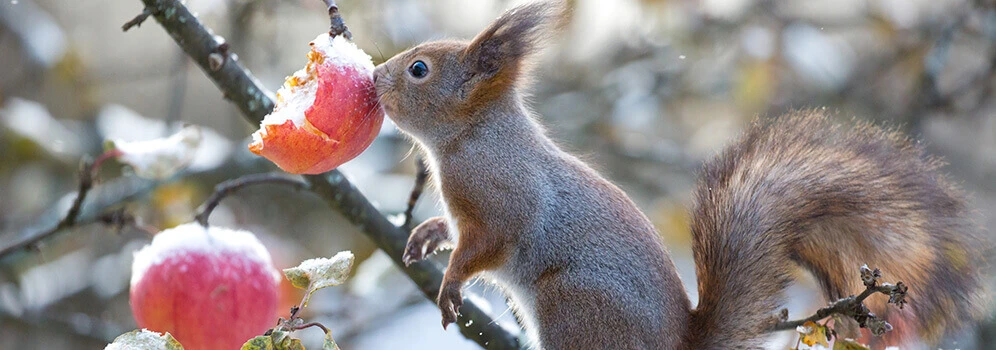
[460, 1, 567, 99]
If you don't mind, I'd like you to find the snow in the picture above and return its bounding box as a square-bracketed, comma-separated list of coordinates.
[254, 33, 375, 144]
[113, 125, 201, 180]
[104, 329, 177, 350]
[311, 33, 375, 76]
[98, 105, 233, 172]
[130, 223, 280, 287]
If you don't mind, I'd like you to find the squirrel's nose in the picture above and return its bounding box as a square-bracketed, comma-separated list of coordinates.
[373, 66, 384, 84]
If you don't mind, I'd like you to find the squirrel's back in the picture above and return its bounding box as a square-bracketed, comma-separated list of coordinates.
[688, 110, 988, 348]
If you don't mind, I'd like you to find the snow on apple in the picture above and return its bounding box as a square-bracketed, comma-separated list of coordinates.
[250, 33, 384, 174]
[130, 223, 281, 350]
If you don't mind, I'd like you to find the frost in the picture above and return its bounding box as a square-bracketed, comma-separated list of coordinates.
[111, 125, 201, 180]
[282, 251, 354, 307]
[131, 223, 280, 288]
[105, 329, 183, 350]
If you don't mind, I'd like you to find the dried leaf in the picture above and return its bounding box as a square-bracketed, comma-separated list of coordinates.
[241, 330, 305, 350]
[283, 251, 354, 307]
[240, 336, 276, 350]
[105, 329, 184, 350]
[797, 321, 830, 347]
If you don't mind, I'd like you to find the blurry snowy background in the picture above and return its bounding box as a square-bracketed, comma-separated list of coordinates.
[1, 0, 995, 349]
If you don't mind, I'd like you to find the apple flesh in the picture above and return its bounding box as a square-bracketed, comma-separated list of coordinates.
[250, 33, 384, 174]
[130, 224, 281, 350]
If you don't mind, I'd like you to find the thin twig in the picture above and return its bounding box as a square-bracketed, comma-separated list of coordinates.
[0, 150, 119, 260]
[121, 7, 153, 32]
[770, 265, 908, 336]
[402, 155, 430, 230]
[320, 0, 352, 40]
[129, 0, 522, 347]
[295, 321, 330, 334]
[194, 173, 309, 227]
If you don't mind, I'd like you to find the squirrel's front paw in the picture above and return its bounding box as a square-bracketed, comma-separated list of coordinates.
[403, 216, 452, 266]
[437, 281, 463, 329]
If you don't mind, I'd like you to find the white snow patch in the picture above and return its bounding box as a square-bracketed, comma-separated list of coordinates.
[113, 125, 201, 180]
[254, 33, 375, 144]
[130, 223, 280, 287]
[104, 329, 175, 350]
[98, 105, 233, 172]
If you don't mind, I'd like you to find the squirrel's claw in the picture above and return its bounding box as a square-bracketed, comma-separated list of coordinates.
[438, 281, 463, 330]
[403, 216, 452, 266]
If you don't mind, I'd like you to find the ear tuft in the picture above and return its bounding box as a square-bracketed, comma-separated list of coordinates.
[460, 1, 568, 100]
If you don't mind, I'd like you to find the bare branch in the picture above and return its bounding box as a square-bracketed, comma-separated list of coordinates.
[128, 0, 522, 347]
[769, 265, 908, 336]
[194, 173, 310, 227]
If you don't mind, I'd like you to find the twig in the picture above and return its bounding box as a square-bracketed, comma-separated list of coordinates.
[320, 0, 352, 40]
[0, 158, 271, 264]
[130, 0, 522, 347]
[194, 173, 309, 227]
[770, 265, 908, 336]
[0, 150, 120, 261]
[121, 7, 153, 32]
[402, 155, 430, 230]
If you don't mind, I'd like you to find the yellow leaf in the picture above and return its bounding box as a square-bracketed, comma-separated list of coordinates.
[797, 321, 830, 347]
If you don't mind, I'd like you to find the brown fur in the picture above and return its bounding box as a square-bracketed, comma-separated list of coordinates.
[374, 1, 987, 349]
[688, 111, 987, 348]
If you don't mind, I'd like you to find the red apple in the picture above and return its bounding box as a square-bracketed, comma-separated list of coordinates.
[250, 33, 384, 174]
[130, 223, 281, 350]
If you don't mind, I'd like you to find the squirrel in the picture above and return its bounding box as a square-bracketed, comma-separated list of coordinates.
[372, 1, 988, 349]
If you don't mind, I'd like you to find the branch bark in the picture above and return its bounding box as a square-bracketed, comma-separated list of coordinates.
[128, 1, 522, 348]
[194, 173, 310, 227]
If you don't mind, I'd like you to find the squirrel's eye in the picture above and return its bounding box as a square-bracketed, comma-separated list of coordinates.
[408, 60, 429, 79]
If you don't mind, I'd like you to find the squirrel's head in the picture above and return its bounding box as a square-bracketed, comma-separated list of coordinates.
[374, 1, 566, 147]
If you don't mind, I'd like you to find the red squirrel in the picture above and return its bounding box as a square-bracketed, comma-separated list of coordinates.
[372, 1, 987, 348]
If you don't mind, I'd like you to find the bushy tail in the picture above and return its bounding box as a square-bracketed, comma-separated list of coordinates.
[686, 110, 988, 348]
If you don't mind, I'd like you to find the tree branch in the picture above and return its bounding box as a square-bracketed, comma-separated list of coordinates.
[194, 173, 310, 227]
[128, 0, 522, 347]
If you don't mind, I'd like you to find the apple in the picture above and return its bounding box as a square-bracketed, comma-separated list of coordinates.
[250, 33, 384, 174]
[130, 223, 281, 349]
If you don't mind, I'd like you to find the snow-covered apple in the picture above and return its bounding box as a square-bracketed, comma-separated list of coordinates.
[249, 33, 384, 174]
[130, 223, 281, 350]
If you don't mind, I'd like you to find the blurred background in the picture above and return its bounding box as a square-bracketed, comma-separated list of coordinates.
[1, 0, 994, 349]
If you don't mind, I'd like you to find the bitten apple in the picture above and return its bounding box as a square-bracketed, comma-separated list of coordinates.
[250, 33, 384, 174]
[130, 223, 281, 350]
